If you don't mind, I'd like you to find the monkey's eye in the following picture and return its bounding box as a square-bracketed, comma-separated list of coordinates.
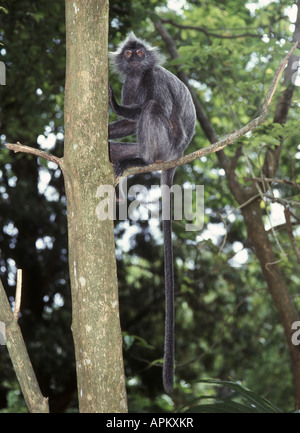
[136, 49, 144, 57]
[124, 50, 132, 59]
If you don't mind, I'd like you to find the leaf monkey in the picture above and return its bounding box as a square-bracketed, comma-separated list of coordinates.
[108, 32, 196, 393]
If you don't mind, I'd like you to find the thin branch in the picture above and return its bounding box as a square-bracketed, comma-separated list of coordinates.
[121, 41, 298, 178]
[13, 269, 22, 321]
[160, 18, 262, 39]
[245, 176, 300, 191]
[227, 194, 261, 216]
[266, 221, 300, 233]
[265, 194, 300, 207]
[5, 142, 62, 166]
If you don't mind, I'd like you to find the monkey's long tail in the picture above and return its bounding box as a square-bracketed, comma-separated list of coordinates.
[161, 168, 176, 394]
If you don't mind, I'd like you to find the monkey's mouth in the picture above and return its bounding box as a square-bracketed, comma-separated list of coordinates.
[129, 61, 142, 68]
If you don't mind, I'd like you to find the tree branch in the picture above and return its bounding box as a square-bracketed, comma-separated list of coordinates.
[5, 142, 62, 166]
[160, 18, 262, 39]
[121, 41, 298, 178]
[13, 269, 22, 321]
[245, 176, 300, 191]
[0, 277, 49, 413]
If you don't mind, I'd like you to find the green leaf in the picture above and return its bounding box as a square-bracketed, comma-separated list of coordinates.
[184, 380, 283, 413]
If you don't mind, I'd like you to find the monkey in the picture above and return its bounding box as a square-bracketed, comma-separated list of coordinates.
[108, 32, 196, 393]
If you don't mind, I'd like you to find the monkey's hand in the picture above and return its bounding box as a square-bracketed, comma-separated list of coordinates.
[108, 82, 142, 120]
[108, 82, 119, 114]
[108, 82, 113, 100]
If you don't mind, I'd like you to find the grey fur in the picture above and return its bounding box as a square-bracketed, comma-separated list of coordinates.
[109, 32, 165, 78]
[108, 33, 196, 393]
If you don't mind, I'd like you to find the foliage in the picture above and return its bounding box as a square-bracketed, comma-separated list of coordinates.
[182, 379, 283, 413]
[0, 382, 28, 413]
[0, 0, 299, 412]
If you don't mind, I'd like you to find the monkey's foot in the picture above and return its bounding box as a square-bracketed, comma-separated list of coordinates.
[114, 158, 147, 177]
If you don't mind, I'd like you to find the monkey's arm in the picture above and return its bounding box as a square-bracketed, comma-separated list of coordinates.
[109, 83, 142, 120]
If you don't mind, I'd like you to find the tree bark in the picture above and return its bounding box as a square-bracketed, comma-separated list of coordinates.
[63, 0, 127, 412]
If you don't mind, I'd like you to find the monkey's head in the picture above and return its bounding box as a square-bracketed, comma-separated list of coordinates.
[109, 32, 165, 76]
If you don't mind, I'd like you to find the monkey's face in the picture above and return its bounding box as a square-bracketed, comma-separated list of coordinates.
[122, 43, 146, 70]
[111, 34, 163, 76]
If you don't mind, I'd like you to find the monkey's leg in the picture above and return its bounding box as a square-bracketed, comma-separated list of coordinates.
[109, 141, 139, 164]
[109, 141, 141, 201]
[109, 141, 147, 177]
[109, 119, 136, 139]
[137, 100, 176, 162]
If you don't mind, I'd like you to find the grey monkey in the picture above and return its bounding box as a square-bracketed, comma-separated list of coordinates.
[108, 32, 196, 393]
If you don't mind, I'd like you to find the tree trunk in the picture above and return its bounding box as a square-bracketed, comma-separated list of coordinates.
[239, 193, 300, 410]
[63, 0, 127, 412]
